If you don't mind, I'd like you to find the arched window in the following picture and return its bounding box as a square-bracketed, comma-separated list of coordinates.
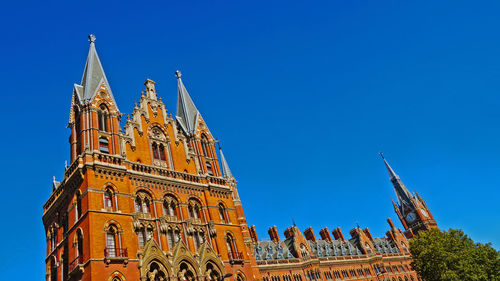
[193, 230, 205, 249]
[201, 134, 211, 157]
[77, 230, 84, 258]
[218, 203, 228, 223]
[76, 191, 82, 219]
[134, 192, 151, 214]
[74, 106, 82, 155]
[152, 142, 160, 160]
[50, 256, 58, 281]
[163, 196, 178, 218]
[137, 227, 152, 248]
[104, 188, 114, 210]
[159, 144, 166, 161]
[226, 233, 239, 260]
[98, 104, 109, 132]
[188, 199, 203, 221]
[99, 137, 109, 153]
[106, 226, 117, 257]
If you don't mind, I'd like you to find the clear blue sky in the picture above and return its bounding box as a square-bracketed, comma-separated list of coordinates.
[1, 0, 499, 278]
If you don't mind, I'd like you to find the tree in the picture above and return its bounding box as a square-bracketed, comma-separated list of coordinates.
[409, 228, 500, 281]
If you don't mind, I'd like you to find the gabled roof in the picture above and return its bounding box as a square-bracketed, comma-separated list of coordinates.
[175, 70, 200, 136]
[219, 147, 233, 178]
[77, 34, 119, 110]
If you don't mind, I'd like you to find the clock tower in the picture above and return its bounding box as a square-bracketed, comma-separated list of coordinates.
[380, 153, 438, 238]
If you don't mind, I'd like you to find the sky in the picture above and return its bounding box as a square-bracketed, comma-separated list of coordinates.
[0, 0, 499, 278]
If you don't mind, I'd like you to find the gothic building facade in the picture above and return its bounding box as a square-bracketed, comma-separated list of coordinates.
[43, 36, 436, 281]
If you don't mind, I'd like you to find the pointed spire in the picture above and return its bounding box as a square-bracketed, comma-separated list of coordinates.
[380, 152, 399, 180]
[218, 145, 233, 178]
[78, 34, 118, 109]
[380, 153, 414, 209]
[175, 70, 200, 136]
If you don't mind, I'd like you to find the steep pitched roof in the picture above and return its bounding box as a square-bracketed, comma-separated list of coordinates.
[175, 70, 200, 136]
[77, 34, 118, 110]
[219, 147, 233, 178]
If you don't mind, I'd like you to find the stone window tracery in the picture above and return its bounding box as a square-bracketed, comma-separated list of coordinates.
[98, 104, 109, 132]
[106, 225, 118, 257]
[188, 199, 203, 222]
[149, 127, 172, 168]
[104, 188, 116, 211]
[163, 196, 178, 218]
[146, 261, 168, 281]
[134, 192, 151, 214]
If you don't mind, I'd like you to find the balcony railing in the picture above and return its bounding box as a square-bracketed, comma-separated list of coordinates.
[104, 247, 128, 258]
[68, 255, 84, 274]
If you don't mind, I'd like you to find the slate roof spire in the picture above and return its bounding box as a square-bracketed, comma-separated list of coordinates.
[76, 34, 118, 109]
[175, 70, 200, 136]
[218, 145, 233, 178]
[379, 152, 414, 209]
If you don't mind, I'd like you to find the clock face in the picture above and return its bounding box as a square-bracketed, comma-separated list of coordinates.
[420, 208, 429, 218]
[406, 212, 416, 223]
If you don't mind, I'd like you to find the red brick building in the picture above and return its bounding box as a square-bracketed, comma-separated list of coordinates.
[43, 36, 436, 281]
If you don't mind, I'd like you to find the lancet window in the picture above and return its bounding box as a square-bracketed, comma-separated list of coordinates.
[163, 196, 178, 218]
[166, 228, 181, 249]
[106, 225, 118, 257]
[98, 104, 109, 132]
[193, 230, 205, 249]
[103, 187, 116, 211]
[149, 127, 172, 168]
[226, 233, 239, 259]
[76, 229, 84, 258]
[188, 199, 203, 222]
[76, 191, 82, 219]
[134, 192, 151, 214]
[218, 203, 229, 223]
[137, 225, 153, 248]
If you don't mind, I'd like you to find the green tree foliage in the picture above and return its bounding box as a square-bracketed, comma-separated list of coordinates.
[409, 229, 500, 281]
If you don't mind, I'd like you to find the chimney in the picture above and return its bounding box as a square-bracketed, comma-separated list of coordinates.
[249, 225, 258, 243]
[284, 227, 295, 239]
[387, 218, 396, 229]
[332, 227, 345, 241]
[319, 227, 332, 242]
[363, 228, 374, 241]
[303, 227, 316, 241]
[268, 226, 280, 242]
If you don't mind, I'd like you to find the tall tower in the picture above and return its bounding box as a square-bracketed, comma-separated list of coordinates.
[43, 35, 260, 281]
[380, 153, 437, 238]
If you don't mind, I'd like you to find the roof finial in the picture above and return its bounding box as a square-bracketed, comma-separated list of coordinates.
[88, 34, 96, 44]
[175, 70, 182, 79]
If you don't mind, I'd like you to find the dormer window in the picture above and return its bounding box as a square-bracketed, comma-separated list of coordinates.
[98, 104, 109, 132]
[99, 137, 109, 153]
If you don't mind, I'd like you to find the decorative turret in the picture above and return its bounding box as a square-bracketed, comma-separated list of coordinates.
[219, 147, 233, 179]
[68, 35, 121, 162]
